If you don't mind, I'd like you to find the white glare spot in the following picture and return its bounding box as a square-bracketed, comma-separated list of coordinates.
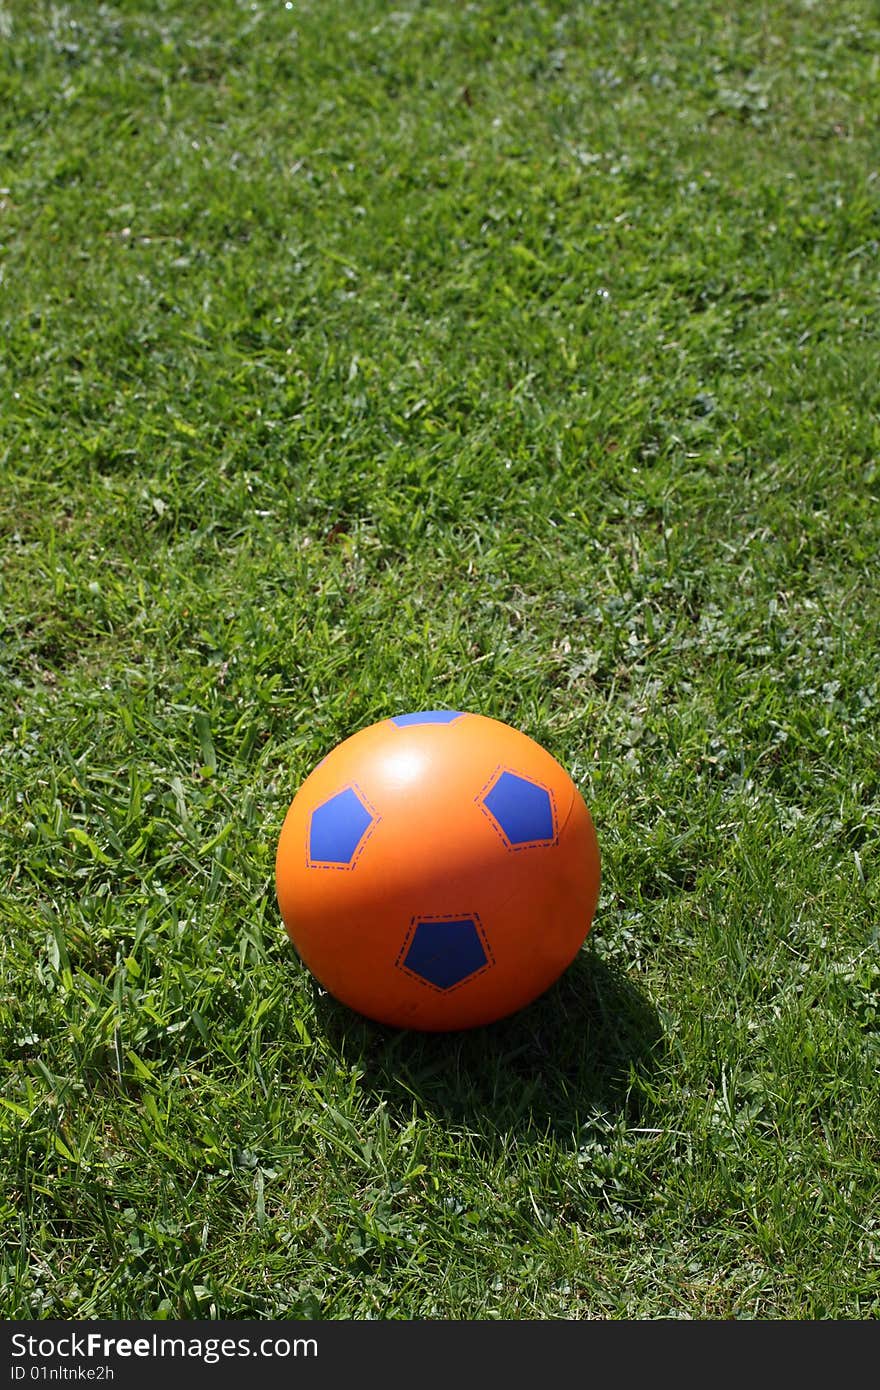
[385, 749, 428, 790]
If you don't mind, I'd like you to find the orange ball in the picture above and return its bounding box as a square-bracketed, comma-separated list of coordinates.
[275, 711, 601, 1032]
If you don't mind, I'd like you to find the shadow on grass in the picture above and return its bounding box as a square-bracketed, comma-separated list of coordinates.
[312, 947, 664, 1149]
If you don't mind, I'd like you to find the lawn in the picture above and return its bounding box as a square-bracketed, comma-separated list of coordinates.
[1, 0, 878, 1319]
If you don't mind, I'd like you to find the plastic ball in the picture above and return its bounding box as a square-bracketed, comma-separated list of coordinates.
[274, 710, 601, 1032]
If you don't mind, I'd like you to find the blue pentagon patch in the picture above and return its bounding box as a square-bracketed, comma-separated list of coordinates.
[479, 769, 555, 848]
[308, 786, 377, 868]
[390, 710, 465, 727]
[397, 915, 494, 991]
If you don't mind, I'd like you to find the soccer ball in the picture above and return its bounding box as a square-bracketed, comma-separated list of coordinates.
[274, 710, 601, 1031]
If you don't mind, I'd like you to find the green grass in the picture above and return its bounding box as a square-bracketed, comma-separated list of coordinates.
[1, 0, 878, 1319]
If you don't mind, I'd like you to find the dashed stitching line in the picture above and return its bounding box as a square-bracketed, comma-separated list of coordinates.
[306, 782, 381, 871]
[475, 765, 559, 852]
[395, 911, 496, 993]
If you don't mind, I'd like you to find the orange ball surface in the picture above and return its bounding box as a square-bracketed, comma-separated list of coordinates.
[275, 711, 600, 1032]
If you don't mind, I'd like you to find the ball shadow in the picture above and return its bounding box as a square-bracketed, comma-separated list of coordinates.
[311, 945, 665, 1150]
